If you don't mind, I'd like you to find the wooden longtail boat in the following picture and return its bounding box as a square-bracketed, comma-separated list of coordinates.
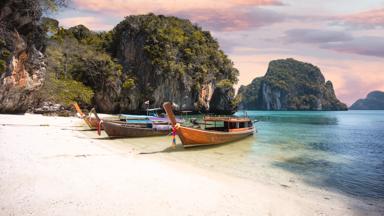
[100, 115, 184, 138]
[73, 103, 102, 129]
[101, 120, 171, 138]
[163, 102, 254, 146]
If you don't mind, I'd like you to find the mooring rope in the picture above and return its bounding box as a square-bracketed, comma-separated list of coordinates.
[97, 120, 103, 136]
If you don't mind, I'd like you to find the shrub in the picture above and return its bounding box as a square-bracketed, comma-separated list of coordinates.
[39, 77, 94, 106]
[1, 49, 11, 59]
[0, 59, 6, 75]
[122, 78, 135, 89]
[216, 79, 233, 89]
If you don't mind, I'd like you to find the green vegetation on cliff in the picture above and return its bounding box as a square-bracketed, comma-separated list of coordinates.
[238, 58, 347, 111]
[237, 77, 263, 110]
[38, 20, 123, 107]
[106, 14, 239, 113]
[1, 2, 239, 113]
[111, 14, 238, 85]
[35, 14, 239, 113]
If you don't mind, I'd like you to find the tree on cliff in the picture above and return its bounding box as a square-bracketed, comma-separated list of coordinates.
[39, 23, 122, 107]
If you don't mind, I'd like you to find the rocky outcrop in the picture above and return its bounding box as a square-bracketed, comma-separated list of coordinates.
[350, 91, 384, 110]
[237, 58, 347, 111]
[0, 12, 240, 114]
[0, 0, 46, 113]
[106, 14, 239, 114]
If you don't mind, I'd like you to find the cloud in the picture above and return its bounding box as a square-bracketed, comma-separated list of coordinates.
[59, 16, 114, 31]
[321, 37, 384, 58]
[283, 29, 384, 58]
[284, 29, 353, 43]
[69, 0, 286, 32]
[72, 0, 285, 14]
[175, 7, 285, 31]
[335, 8, 384, 29]
[232, 0, 285, 5]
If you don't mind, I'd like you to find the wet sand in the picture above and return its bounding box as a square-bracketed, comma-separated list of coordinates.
[0, 114, 382, 215]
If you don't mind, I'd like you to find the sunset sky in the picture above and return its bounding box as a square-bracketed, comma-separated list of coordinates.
[54, 0, 384, 105]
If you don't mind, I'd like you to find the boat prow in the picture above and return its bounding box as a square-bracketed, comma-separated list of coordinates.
[73, 103, 102, 130]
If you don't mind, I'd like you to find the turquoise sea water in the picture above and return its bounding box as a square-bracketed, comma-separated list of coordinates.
[236, 110, 384, 200]
[97, 110, 384, 203]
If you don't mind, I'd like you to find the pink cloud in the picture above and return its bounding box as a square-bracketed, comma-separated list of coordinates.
[336, 8, 384, 29]
[174, 8, 284, 31]
[232, 0, 284, 5]
[69, 0, 285, 32]
[72, 0, 284, 14]
[59, 16, 113, 31]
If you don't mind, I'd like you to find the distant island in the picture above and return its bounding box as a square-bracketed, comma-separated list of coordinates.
[237, 58, 347, 111]
[350, 91, 384, 110]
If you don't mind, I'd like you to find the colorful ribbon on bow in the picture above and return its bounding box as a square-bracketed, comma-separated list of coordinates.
[171, 123, 180, 149]
[171, 127, 177, 149]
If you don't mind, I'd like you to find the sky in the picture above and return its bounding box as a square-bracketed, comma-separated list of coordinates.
[54, 0, 384, 105]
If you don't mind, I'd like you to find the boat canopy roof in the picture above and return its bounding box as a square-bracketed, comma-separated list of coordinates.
[119, 114, 149, 120]
[203, 116, 252, 123]
[146, 108, 162, 111]
[119, 114, 184, 123]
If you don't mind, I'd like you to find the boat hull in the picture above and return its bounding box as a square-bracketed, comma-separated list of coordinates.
[177, 126, 254, 146]
[103, 121, 170, 138]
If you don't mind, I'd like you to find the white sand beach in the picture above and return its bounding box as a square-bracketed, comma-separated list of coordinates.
[0, 114, 382, 216]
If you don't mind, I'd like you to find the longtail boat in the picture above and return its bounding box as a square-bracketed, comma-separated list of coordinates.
[100, 116, 183, 138]
[101, 120, 170, 138]
[73, 103, 102, 129]
[163, 102, 254, 146]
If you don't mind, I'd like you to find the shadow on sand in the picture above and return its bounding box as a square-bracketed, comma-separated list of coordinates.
[138, 142, 233, 154]
[138, 135, 255, 154]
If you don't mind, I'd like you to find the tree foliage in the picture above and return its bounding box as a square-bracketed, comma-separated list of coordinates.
[37, 74, 94, 106]
[112, 14, 238, 88]
[38, 14, 239, 113]
[41, 21, 124, 106]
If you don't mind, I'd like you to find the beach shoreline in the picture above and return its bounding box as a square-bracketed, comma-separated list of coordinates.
[0, 114, 382, 215]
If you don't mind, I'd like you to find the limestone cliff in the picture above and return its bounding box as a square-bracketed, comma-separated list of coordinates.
[0, 0, 46, 113]
[104, 14, 239, 114]
[350, 91, 384, 110]
[237, 58, 347, 111]
[0, 11, 240, 114]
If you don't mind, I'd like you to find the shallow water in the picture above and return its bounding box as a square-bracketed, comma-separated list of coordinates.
[100, 110, 384, 202]
[242, 110, 384, 201]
